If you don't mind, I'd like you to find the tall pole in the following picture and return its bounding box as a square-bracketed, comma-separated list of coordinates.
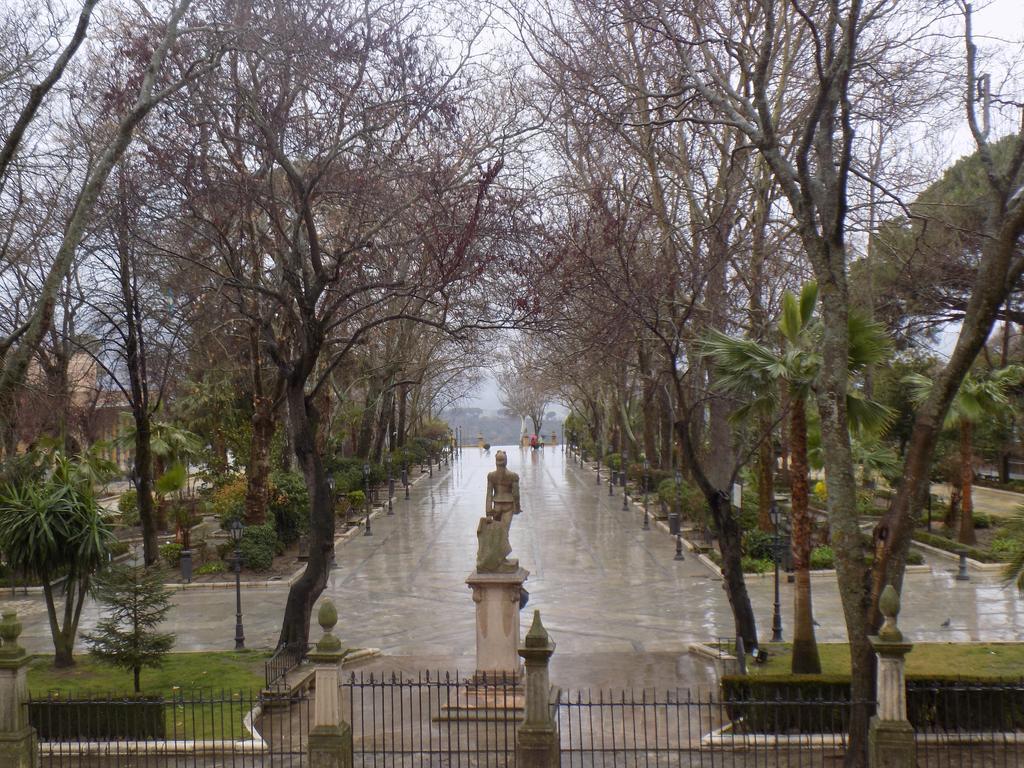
[234, 544, 245, 649]
[622, 450, 629, 510]
[771, 502, 784, 642]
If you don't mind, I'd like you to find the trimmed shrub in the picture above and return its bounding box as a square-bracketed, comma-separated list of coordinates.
[721, 675, 1024, 733]
[159, 543, 183, 568]
[912, 531, 1001, 563]
[29, 696, 166, 739]
[239, 523, 277, 572]
[347, 490, 366, 510]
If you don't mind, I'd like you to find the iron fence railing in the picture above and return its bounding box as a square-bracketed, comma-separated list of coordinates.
[344, 670, 520, 767]
[265, 642, 311, 691]
[28, 688, 311, 767]
[909, 680, 1024, 767]
[557, 688, 866, 767]
[22, 676, 1024, 767]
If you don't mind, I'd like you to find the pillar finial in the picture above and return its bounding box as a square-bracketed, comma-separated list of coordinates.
[315, 599, 343, 654]
[0, 611, 24, 659]
[878, 584, 903, 643]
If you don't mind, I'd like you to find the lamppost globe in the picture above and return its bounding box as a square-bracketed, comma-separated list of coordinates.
[229, 518, 244, 545]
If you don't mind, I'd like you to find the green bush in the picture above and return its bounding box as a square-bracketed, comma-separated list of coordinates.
[268, 471, 308, 546]
[912, 531, 1001, 563]
[906, 549, 925, 566]
[721, 674, 1024, 733]
[159, 543, 183, 568]
[972, 512, 993, 529]
[29, 696, 165, 739]
[216, 541, 235, 561]
[656, 478, 706, 522]
[239, 523, 277, 572]
[743, 530, 776, 561]
[210, 475, 247, 526]
[346, 490, 366, 509]
[118, 489, 140, 526]
[990, 536, 1023, 560]
[195, 561, 227, 575]
[810, 545, 835, 570]
[741, 556, 773, 574]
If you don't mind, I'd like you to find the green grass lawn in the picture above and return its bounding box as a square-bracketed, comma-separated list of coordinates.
[746, 643, 1024, 680]
[28, 651, 270, 739]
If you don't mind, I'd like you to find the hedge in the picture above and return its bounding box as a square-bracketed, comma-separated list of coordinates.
[913, 531, 1003, 563]
[721, 675, 1024, 733]
[29, 695, 165, 739]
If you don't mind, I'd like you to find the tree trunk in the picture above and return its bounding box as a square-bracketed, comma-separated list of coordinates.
[674, 414, 758, 648]
[958, 420, 976, 545]
[246, 395, 274, 524]
[757, 412, 774, 532]
[814, 278, 871, 768]
[134, 667, 141, 693]
[277, 379, 334, 649]
[789, 396, 821, 674]
[396, 384, 408, 448]
[134, 415, 158, 566]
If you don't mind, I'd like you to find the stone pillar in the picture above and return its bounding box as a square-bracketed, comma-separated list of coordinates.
[0, 611, 37, 768]
[516, 611, 559, 768]
[307, 600, 352, 768]
[466, 568, 529, 679]
[868, 585, 914, 768]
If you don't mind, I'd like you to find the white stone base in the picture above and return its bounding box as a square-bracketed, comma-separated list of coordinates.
[466, 568, 529, 678]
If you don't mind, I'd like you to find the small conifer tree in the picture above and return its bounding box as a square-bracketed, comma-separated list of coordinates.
[84, 564, 175, 692]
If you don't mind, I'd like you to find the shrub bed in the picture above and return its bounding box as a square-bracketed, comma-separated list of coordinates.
[721, 675, 1024, 733]
[912, 531, 1002, 563]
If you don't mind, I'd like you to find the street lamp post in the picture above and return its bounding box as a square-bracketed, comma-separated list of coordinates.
[668, 469, 681, 536]
[596, 453, 601, 484]
[771, 502, 784, 642]
[402, 463, 410, 500]
[229, 519, 245, 650]
[622, 450, 629, 510]
[642, 460, 650, 530]
[363, 463, 372, 536]
[386, 456, 394, 515]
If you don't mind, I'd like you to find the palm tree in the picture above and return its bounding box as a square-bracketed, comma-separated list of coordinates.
[704, 282, 891, 674]
[906, 365, 1024, 545]
[0, 449, 114, 666]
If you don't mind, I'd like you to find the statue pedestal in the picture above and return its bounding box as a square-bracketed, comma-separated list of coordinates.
[466, 568, 529, 678]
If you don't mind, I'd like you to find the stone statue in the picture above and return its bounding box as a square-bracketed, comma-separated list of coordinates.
[476, 450, 521, 572]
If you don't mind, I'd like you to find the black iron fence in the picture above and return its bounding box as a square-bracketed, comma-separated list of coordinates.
[22, 676, 1024, 767]
[558, 688, 864, 767]
[344, 670, 521, 767]
[265, 642, 311, 691]
[910, 681, 1024, 768]
[28, 689, 311, 768]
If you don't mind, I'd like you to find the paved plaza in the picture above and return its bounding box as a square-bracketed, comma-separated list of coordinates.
[3, 446, 1024, 686]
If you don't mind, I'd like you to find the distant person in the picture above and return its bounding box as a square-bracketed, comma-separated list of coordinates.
[530, 434, 538, 450]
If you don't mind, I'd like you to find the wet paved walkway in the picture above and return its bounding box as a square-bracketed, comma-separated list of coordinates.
[4, 447, 1024, 686]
